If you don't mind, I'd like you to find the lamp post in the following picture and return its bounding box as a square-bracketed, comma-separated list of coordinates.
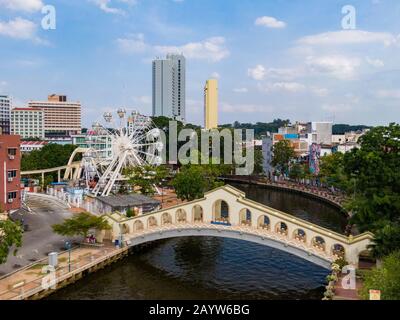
[65, 241, 72, 272]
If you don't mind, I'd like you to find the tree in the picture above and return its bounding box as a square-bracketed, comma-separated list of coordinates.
[172, 166, 208, 201]
[368, 222, 400, 259]
[52, 212, 111, 239]
[271, 140, 295, 176]
[172, 164, 226, 201]
[125, 165, 169, 195]
[289, 163, 304, 180]
[345, 124, 400, 232]
[361, 250, 400, 300]
[0, 220, 23, 264]
[253, 149, 264, 175]
[22, 144, 79, 171]
[319, 153, 349, 190]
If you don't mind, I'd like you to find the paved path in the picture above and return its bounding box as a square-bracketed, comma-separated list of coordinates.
[0, 194, 77, 276]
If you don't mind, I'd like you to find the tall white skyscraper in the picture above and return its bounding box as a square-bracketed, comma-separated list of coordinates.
[152, 54, 186, 122]
[0, 95, 11, 135]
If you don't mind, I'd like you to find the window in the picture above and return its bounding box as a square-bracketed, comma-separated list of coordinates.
[8, 148, 17, 156]
[8, 191, 17, 200]
[8, 170, 17, 178]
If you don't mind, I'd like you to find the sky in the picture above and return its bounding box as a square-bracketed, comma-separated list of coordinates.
[0, 0, 399, 127]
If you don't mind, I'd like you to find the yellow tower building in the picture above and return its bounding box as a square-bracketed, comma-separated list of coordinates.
[204, 79, 219, 130]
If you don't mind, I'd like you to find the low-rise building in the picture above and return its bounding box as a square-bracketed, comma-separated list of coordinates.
[94, 194, 161, 216]
[20, 140, 48, 153]
[0, 135, 22, 213]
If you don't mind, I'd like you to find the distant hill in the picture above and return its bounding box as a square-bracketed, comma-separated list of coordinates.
[332, 124, 371, 135]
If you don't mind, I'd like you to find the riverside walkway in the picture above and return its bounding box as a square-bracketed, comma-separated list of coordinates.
[0, 244, 127, 300]
[221, 176, 347, 210]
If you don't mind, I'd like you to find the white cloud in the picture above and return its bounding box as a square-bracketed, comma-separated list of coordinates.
[306, 55, 361, 80]
[155, 37, 229, 62]
[89, 0, 136, 15]
[233, 87, 248, 93]
[116, 33, 147, 53]
[297, 30, 398, 47]
[0, 17, 37, 40]
[258, 82, 306, 93]
[134, 95, 152, 104]
[118, 34, 230, 62]
[255, 16, 286, 29]
[375, 89, 400, 99]
[247, 65, 266, 80]
[221, 102, 273, 113]
[366, 57, 384, 67]
[310, 86, 329, 97]
[211, 72, 220, 79]
[0, 0, 43, 12]
[322, 104, 352, 113]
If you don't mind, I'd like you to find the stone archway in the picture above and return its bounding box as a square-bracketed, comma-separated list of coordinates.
[176, 209, 187, 223]
[133, 220, 144, 232]
[257, 215, 270, 230]
[312, 236, 326, 252]
[148, 216, 158, 228]
[121, 224, 130, 234]
[239, 208, 252, 226]
[162, 212, 172, 225]
[275, 222, 288, 236]
[293, 229, 307, 243]
[213, 200, 229, 223]
[192, 205, 203, 223]
[332, 243, 345, 259]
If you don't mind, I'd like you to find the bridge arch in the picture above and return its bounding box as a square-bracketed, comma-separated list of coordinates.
[162, 212, 173, 225]
[176, 209, 187, 223]
[257, 215, 270, 230]
[125, 227, 333, 269]
[239, 208, 252, 226]
[192, 205, 203, 223]
[213, 200, 229, 223]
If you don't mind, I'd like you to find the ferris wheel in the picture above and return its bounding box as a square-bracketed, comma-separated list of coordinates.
[80, 109, 164, 197]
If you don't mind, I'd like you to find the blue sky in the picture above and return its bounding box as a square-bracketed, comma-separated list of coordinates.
[0, 0, 400, 127]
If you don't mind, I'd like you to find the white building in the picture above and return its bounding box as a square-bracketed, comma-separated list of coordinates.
[307, 122, 333, 145]
[11, 107, 45, 139]
[0, 95, 11, 135]
[152, 54, 186, 122]
[72, 127, 113, 159]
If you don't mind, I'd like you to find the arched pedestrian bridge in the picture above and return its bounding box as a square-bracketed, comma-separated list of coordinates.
[98, 185, 374, 270]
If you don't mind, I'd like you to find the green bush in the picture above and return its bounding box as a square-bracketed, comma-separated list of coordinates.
[360, 250, 400, 300]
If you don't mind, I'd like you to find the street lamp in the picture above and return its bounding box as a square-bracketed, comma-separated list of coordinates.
[65, 241, 72, 272]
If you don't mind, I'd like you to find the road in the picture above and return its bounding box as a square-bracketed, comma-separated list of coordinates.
[0, 194, 77, 276]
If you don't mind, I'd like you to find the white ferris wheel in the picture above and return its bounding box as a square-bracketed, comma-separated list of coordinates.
[80, 109, 163, 197]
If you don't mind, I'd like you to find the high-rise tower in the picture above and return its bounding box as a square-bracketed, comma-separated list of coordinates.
[152, 54, 186, 122]
[204, 79, 218, 130]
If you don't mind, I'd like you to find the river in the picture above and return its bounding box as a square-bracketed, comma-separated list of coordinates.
[48, 183, 347, 300]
